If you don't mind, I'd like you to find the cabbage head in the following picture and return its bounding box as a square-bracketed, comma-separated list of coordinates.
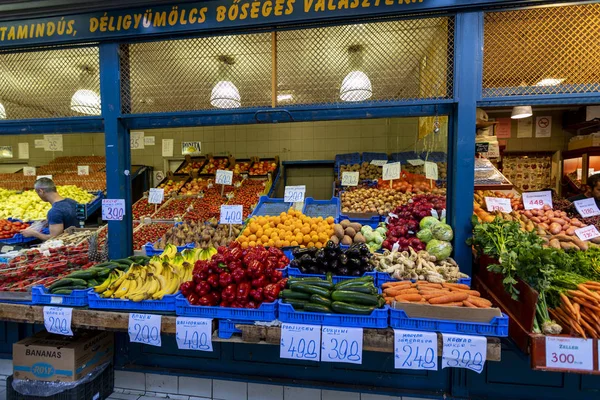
[420, 216, 440, 230]
[426, 239, 453, 260]
[431, 223, 454, 241]
[416, 228, 433, 243]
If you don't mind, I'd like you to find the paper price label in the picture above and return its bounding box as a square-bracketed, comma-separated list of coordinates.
[37, 175, 52, 180]
[215, 170, 233, 185]
[370, 160, 388, 166]
[441, 333, 486, 374]
[220, 205, 243, 225]
[176, 317, 213, 352]
[44, 135, 63, 151]
[148, 188, 164, 204]
[522, 191, 553, 210]
[407, 159, 425, 166]
[280, 323, 320, 361]
[23, 167, 36, 176]
[546, 337, 593, 371]
[321, 326, 363, 364]
[284, 185, 306, 202]
[129, 313, 162, 347]
[485, 197, 512, 213]
[77, 166, 89, 176]
[102, 199, 125, 221]
[425, 162, 439, 180]
[341, 171, 360, 186]
[382, 162, 401, 181]
[43, 307, 73, 336]
[575, 225, 600, 242]
[130, 131, 145, 150]
[394, 329, 438, 371]
[573, 198, 600, 219]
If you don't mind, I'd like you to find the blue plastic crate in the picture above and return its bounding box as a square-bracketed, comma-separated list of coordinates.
[87, 291, 178, 312]
[302, 197, 340, 222]
[176, 295, 277, 321]
[376, 272, 471, 287]
[362, 152, 388, 163]
[218, 319, 249, 339]
[286, 267, 377, 284]
[278, 300, 389, 328]
[338, 192, 382, 229]
[389, 307, 508, 337]
[144, 242, 192, 257]
[31, 285, 89, 307]
[251, 196, 293, 217]
[0, 227, 50, 245]
[334, 153, 361, 174]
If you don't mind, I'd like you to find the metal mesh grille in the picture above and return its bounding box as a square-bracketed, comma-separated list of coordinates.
[276, 17, 454, 106]
[0, 45, 99, 119]
[122, 33, 272, 114]
[483, 4, 600, 97]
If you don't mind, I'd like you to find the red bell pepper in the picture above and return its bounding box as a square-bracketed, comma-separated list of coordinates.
[195, 281, 211, 296]
[207, 273, 220, 288]
[263, 284, 280, 302]
[187, 293, 200, 305]
[180, 281, 194, 296]
[219, 272, 233, 288]
[222, 284, 237, 303]
[251, 275, 267, 288]
[231, 268, 247, 283]
[249, 287, 263, 302]
[236, 282, 251, 304]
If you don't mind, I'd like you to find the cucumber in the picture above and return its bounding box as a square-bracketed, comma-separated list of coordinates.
[289, 283, 331, 297]
[87, 279, 99, 288]
[66, 271, 96, 280]
[283, 299, 309, 309]
[331, 290, 379, 306]
[57, 278, 88, 287]
[304, 303, 332, 313]
[295, 280, 333, 289]
[95, 269, 111, 278]
[341, 285, 378, 295]
[112, 258, 134, 266]
[310, 294, 332, 307]
[281, 290, 311, 300]
[90, 262, 112, 268]
[51, 289, 73, 295]
[50, 285, 88, 294]
[331, 301, 375, 315]
[48, 279, 75, 291]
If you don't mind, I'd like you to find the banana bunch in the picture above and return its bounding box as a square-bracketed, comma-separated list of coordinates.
[196, 247, 217, 261]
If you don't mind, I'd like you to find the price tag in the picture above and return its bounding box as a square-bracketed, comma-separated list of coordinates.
[485, 197, 512, 213]
[43, 135, 63, 152]
[43, 306, 73, 336]
[215, 170, 233, 185]
[382, 162, 401, 181]
[341, 171, 360, 186]
[573, 198, 600, 218]
[77, 166, 89, 176]
[394, 329, 438, 371]
[23, 167, 36, 176]
[102, 199, 125, 221]
[128, 313, 161, 347]
[321, 326, 363, 364]
[176, 317, 213, 352]
[130, 131, 145, 150]
[485, 143, 500, 159]
[441, 333, 486, 374]
[522, 191, 553, 210]
[220, 205, 243, 225]
[546, 337, 593, 371]
[280, 323, 320, 361]
[370, 160, 388, 166]
[575, 225, 600, 242]
[148, 188, 164, 204]
[407, 159, 424, 166]
[425, 162, 439, 180]
[37, 175, 52, 180]
[284, 185, 306, 202]
[475, 142, 489, 153]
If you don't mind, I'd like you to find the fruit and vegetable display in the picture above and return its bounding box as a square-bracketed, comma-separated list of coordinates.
[0, 219, 30, 240]
[280, 275, 384, 315]
[158, 178, 187, 197]
[201, 156, 230, 174]
[329, 219, 386, 251]
[153, 198, 195, 219]
[402, 161, 447, 181]
[231, 161, 251, 174]
[340, 188, 412, 216]
[179, 177, 210, 195]
[153, 219, 241, 250]
[382, 281, 490, 307]
[249, 160, 277, 175]
[180, 243, 288, 308]
[133, 223, 174, 250]
[550, 279, 600, 338]
[339, 162, 383, 181]
[237, 210, 335, 248]
[54, 228, 97, 247]
[289, 242, 373, 277]
[132, 198, 163, 219]
[376, 172, 446, 194]
[178, 159, 205, 174]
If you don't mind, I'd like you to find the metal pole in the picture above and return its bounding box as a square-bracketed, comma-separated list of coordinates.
[271, 31, 278, 109]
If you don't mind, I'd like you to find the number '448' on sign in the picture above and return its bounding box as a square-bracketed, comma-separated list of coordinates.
[522, 191, 553, 210]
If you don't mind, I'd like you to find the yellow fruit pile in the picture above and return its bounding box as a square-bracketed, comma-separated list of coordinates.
[238, 210, 335, 249]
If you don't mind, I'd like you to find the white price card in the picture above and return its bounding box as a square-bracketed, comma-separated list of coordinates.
[341, 171, 360, 186]
[485, 197, 513, 213]
[321, 326, 363, 364]
[43, 135, 63, 152]
[284, 185, 306, 203]
[522, 191, 553, 210]
[382, 162, 401, 181]
[144, 136, 155, 146]
[220, 205, 243, 225]
[407, 159, 425, 166]
[370, 160, 388, 166]
[102, 199, 125, 221]
[18, 143, 29, 159]
[148, 188, 164, 204]
[441, 333, 486, 374]
[37, 175, 52, 180]
[130, 131, 145, 150]
[573, 198, 600, 219]
[77, 166, 89, 176]
[280, 323, 320, 361]
[394, 329, 438, 371]
[176, 317, 213, 352]
[546, 336, 593, 371]
[425, 161, 439, 180]
[215, 169, 233, 185]
[575, 225, 600, 242]
[128, 313, 162, 347]
[23, 167, 36, 176]
[162, 139, 174, 157]
[43, 306, 73, 336]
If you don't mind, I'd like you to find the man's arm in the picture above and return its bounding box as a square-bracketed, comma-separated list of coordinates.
[21, 224, 64, 240]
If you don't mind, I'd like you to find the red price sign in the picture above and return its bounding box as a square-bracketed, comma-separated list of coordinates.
[545, 337, 592, 371]
[522, 191, 553, 210]
[485, 197, 512, 213]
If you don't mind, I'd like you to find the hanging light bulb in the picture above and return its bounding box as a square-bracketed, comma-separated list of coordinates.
[211, 55, 241, 109]
[71, 66, 101, 115]
[0, 102, 6, 119]
[340, 44, 372, 102]
[511, 106, 533, 119]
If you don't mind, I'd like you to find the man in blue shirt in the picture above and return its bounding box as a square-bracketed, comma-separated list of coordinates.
[21, 178, 79, 241]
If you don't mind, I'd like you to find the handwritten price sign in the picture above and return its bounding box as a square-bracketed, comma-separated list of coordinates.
[546, 337, 592, 371]
[341, 171, 359, 186]
[280, 323, 320, 361]
[43, 307, 73, 336]
[573, 198, 600, 218]
[77, 166, 89, 176]
[23, 167, 36, 176]
[215, 170, 233, 185]
[129, 313, 162, 347]
[394, 329, 438, 371]
[522, 191, 553, 210]
[441, 333, 486, 374]
[575, 225, 600, 242]
[485, 197, 512, 213]
[284, 185, 306, 203]
[382, 162, 401, 181]
[102, 199, 125, 221]
[321, 326, 363, 364]
[148, 188, 164, 204]
[176, 317, 213, 352]
[220, 205, 243, 225]
[424, 162, 439, 180]
[370, 160, 388, 166]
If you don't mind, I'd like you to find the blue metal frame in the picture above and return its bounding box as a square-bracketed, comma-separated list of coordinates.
[0, 117, 103, 135]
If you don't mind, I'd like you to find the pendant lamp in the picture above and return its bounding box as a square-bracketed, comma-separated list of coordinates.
[71, 66, 101, 115]
[0, 102, 5, 119]
[511, 106, 533, 119]
[211, 55, 241, 109]
[340, 44, 372, 102]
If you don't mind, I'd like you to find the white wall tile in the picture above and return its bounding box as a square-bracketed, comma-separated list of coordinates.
[323, 389, 360, 400]
[178, 377, 212, 398]
[115, 371, 146, 391]
[248, 383, 284, 400]
[284, 386, 321, 400]
[146, 373, 178, 394]
[212, 379, 248, 400]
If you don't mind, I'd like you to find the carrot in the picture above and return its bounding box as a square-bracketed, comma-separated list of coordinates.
[384, 296, 395, 303]
[467, 296, 492, 308]
[555, 307, 586, 338]
[428, 292, 469, 304]
[583, 281, 600, 289]
[430, 302, 464, 307]
[567, 290, 598, 304]
[463, 300, 477, 308]
[418, 288, 450, 293]
[385, 288, 419, 296]
[422, 292, 451, 300]
[560, 293, 576, 315]
[449, 288, 481, 297]
[382, 281, 412, 289]
[417, 283, 443, 289]
[442, 283, 471, 290]
[579, 318, 598, 338]
[571, 297, 600, 312]
[578, 284, 600, 302]
[395, 294, 423, 302]
[573, 302, 581, 324]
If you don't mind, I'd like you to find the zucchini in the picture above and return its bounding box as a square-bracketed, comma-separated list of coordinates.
[87, 279, 99, 288]
[50, 285, 88, 294]
[95, 269, 111, 278]
[331, 301, 375, 315]
[331, 290, 379, 306]
[90, 262, 112, 268]
[335, 276, 374, 289]
[51, 289, 73, 295]
[289, 283, 331, 297]
[341, 285, 378, 295]
[283, 299, 309, 309]
[287, 277, 325, 285]
[112, 258, 134, 266]
[304, 303, 332, 313]
[66, 271, 96, 280]
[281, 290, 311, 300]
[48, 279, 74, 291]
[310, 294, 332, 307]
[297, 280, 333, 289]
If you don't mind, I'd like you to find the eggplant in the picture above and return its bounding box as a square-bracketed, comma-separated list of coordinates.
[315, 249, 326, 261]
[351, 269, 362, 276]
[289, 259, 301, 269]
[299, 254, 314, 265]
[348, 258, 362, 270]
[325, 240, 339, 250]
[357, 243, 370, 255]
[345, 247, 361, 258]
[360, 256, 371, 266]
[317, 268, 328, 275]
[308, 265, 320, 274]
[292, 247, 312, 257]
[337, 267, 350, 276]
[329, 259, 338, 271]
[299, 265, 309, 273]
[339, 254, 348, 265]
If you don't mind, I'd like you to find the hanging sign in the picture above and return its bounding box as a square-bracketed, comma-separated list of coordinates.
[220, 205, 243, 225]
[441, 333, 486, 374]
[182, 141, 202, 156]
[535, 116, 552, 138]
[23, 167, 36, 177]
[215, 169, 233, 185]
[162, 139, 174, 157]
[522, 191, 553, 210]
[341, 171, 359, 186]
[77, 166, 89, 176]
[144, 136, 156, 146]
[102, 199, 125, 221]
[176, 317, 213, 352]
[129, 313, 162, 347]
[394, 329, 438, 371]
[382, 162, 401, 180]
[475, 143, 489, 153]
[545, 337, 593, 371]
[573, 198, 600, 219]
[43, 307, 73, 336]
[321, 326, 363, 364]
[485, 197, 512, 213]
[280, 323, 320, 361]
[148, 188, 164, 204]
[284, 185, 306, 203]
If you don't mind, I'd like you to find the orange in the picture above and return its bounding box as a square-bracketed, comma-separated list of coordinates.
[241, 241, 249, 249]
[303, 234, 311, 244]
[326, 216, 334, 224]
[275, 240, 283, 247]
[301, 226, 311, 235]
[308, 242, 315, 248]
[268, 239, 275, 247]
[243, 228, 251, 236]
[238, 236, 248, 243]
[248, 234, 257, 242]
[256, 229, 264, 238]
[249, 241, 256, 247]
[311, 234, 319, 243]
[291, 240, 299, 246]
[283, 240, 291, 247]
[293, 228, 301, 235]
[270, 232, 279, 240]
[249, 223, 258, 234]
[315, 242, 323, 249]
[264, 228, 273, 237]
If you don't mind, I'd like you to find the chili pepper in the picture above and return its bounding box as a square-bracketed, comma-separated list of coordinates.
[207, 274, 220, 288]
[187, 293, 200, 305]
[263, 284, 281, 302]
[236, 282, 251, 303]
[251, 275, 267, 288]
[222, 284, 237, 302]
[231, 268, 247, 283]
[219, 272, 233, 288]
[249, 287, 263, 302]
[180, 281, 194, 296]
[195, 281, 211, 296]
